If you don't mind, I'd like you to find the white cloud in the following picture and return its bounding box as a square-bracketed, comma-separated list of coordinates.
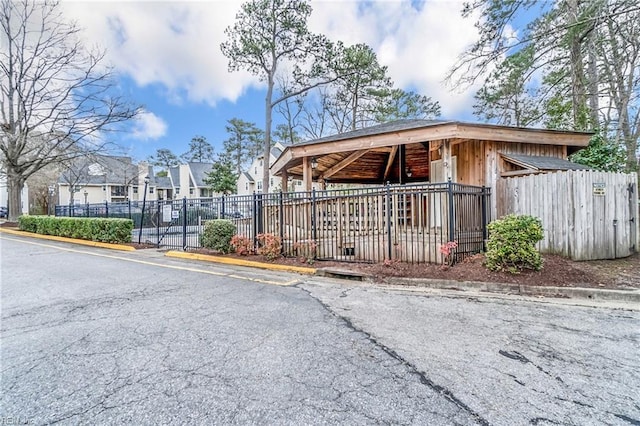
[131, 110, 168, 141]
[61, 0, 484, 118]
[311, 0, 484, 117]
[61, 1, 260, 106]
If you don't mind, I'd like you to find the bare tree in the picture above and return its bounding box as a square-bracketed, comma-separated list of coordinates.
[0, 0, 138, 220]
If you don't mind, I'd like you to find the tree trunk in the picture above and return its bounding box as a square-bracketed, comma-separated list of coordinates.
[264, 76, 274, 194]
[567, 0, 588, 130]
[7, 171, 25, 222]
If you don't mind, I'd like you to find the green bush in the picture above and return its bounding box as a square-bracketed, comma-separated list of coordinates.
[485, 214, 544, 273]
[200, 220, 236, 253]
[18, 216, 133, 243]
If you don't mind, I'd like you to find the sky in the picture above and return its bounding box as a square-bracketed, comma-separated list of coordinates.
[60, 0, 486, 163]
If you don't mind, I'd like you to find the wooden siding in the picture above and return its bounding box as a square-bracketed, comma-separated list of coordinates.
[496, 171, 638, 260]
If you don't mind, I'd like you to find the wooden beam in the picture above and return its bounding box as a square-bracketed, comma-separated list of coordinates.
[383, 146, 398, 181]
[302, 157, 312, 191]
[442, 139, 452, 181]
[281, 169, 289, 192]
[320, 149, 369, 179]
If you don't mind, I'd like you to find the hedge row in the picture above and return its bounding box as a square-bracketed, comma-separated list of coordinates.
[18, 216, 133, 244]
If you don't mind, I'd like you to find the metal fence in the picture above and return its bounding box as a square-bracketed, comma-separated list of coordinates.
[55, 181, 491, 264]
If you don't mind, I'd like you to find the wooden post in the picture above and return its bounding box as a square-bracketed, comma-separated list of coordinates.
[442, 139, 453, 182]
[303, 157, 312, 191]
[281, 169, 289, 193]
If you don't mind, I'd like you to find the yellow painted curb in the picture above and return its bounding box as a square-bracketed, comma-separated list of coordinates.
[0, 228, 136, 251]
[166, 251, 317, 275]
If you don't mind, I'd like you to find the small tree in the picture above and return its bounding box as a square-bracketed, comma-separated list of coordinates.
[204, 156, 238, 195]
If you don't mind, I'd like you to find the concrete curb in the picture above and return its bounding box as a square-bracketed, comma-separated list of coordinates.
[165, 251, 318, 275]
[377, 277, 640, 303]
[0, 228, 136, 251]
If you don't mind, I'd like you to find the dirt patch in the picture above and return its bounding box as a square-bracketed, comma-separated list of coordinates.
[191, 249, 640, 290]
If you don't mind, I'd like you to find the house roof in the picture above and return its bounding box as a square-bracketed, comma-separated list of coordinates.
[58, 155, 139, 185]
[270, 120, 594, 184]
[501, 153, 591, 171]
[154, 176, 172, 189]
[188, 162, 214, 187]
[242, 171, 254, 183]
[168, 166, 180, 188]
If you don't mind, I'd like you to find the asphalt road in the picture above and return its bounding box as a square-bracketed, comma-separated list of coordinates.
[1, 234, 639, 425]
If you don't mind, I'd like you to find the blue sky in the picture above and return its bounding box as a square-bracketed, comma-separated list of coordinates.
[61, 0, 487, 163]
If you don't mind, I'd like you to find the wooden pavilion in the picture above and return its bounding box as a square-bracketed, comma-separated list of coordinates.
[271, 120, 593, 217]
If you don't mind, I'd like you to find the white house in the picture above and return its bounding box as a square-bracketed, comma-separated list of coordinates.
[237, 142, 320, 195]
[167, 162, 219, 199]
[58, 156, 158, 205]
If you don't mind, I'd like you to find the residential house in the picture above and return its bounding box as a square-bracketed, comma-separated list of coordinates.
[237, 142, 321, 195]
[57, 155, 154, 205]
[167, 162, 218, 199]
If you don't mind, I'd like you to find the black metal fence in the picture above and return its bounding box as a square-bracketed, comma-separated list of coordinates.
[55, 181, 491, 264]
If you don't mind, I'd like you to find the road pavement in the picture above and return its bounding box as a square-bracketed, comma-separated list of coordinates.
[1, 234, 638, 425]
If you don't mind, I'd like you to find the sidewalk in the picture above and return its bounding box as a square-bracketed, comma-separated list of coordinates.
[2, 227, 639, 304]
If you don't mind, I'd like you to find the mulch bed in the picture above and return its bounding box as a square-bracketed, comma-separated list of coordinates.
[189, 248, 640, 290]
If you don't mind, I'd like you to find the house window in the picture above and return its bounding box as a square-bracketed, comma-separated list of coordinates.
[133, 186, 138, 194]
[245, 183, 248, 190]
[176, 187, 180, 194]
[295, 180, 301, 186]
[257, 181, 262, 190]
[111, 186, 127, 197]
[259, 159, 263, 167]
[189, 188, 194, 195]
[254, 167, 257, 174]
[149, 187, 154, 194]
[270, 178, 273, 186]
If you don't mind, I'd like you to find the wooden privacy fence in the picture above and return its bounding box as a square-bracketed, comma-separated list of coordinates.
[496, 170, 638, 260]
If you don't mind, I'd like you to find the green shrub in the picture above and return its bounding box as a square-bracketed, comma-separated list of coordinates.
[18, 216, 133, 243]
[200, 220, 236, 253]
[485, 214, 544, 273]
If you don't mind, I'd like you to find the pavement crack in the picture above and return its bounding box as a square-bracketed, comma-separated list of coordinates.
[297, 285, 490, 426]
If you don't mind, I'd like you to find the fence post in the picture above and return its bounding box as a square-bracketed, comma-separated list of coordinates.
[105, 201, 109, 218]
[156, 201, 161, 248]
[447, 178, 455, 243]
[385, 182, 392, 260]
[481, 186, 488, 248]
[182, 197, 187, 251]
[311, 189, 317, 245]
[86, 202, 89, 217]
[257, 193, 264, 235]
[128, 200, 131, 220]
[279, 191, 284, 255]
[221, 194, 226, 218]
[252, 192, 258, 247]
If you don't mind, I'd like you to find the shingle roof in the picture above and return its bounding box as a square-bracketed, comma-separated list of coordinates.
[188, 162, 214, 187]
[295, 119, 450, 147]
[58, 155, 138, 185]
[501, 153, 591, 171]
[154, 176, 172, 189]
[168, 166, 180, 188]
[242, 171, 254, 183]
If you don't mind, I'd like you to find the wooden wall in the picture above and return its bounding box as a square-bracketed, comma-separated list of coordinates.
[496, 170, 638, 260]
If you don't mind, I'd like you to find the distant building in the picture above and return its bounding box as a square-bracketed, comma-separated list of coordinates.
[237, 142, 320, 195]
